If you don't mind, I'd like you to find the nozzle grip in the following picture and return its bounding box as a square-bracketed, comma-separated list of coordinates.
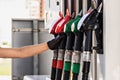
[66, 32, 75, 50]
[74, 32, 83, 51]
[59, 34, 67, 49]
[85, 30, 92, 51]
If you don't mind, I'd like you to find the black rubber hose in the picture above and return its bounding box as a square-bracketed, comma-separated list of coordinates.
[55, 69, 63, 80]
[72, 73, 79, 80]
[82, 62, 90, 80]
[63, 71, 70, 80]
[51, 67, 56, 80]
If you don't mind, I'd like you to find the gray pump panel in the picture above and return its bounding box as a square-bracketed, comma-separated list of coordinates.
[12, 19, 53, 80]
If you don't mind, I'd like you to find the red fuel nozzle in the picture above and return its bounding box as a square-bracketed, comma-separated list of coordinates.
[49, 11, 64, 34]
[55, 9, 71, 34]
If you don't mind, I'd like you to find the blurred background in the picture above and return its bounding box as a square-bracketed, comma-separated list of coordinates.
[0, 0, 60, 80]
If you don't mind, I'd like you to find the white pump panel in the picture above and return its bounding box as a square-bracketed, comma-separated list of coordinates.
[104, 0, 120, 80]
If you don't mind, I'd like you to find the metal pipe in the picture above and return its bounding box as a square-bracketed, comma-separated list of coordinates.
[33, 20, 39, 75]
[92, 28, 97, 80]
[83, 0, 88, 15]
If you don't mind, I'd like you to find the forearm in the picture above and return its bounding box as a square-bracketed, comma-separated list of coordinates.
[0, 42, 49, 58]
[0, 34, 65, 58]
[19, 42, 49, 58]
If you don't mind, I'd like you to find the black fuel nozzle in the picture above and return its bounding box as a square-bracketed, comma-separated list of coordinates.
[82, 9, 98, 31]
[95, 12, 103, 54]
[82, 6, 103, 54]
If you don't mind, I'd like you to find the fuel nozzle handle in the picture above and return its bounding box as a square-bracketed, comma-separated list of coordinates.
[66, 32, 75, 50]
[84, 30, 92, 51]
[74, 31, 83, 51]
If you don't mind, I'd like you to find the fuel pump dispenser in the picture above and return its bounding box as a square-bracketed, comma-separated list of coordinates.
[55, 9, 71, 80]
[49, 11, 64, 80]
[71, 12, 83, 80]
[68, 1, 83, 80]
[62, 13, 76, 80]
[48, 0, 103, 80]
[77, 3, 103, 80]
[62, 0, 78, 79]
